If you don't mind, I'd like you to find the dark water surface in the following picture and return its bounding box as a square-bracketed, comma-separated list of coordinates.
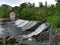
[0, 22, 23, 38]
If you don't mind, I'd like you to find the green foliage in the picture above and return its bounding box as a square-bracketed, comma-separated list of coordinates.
[20, 8, 36, 20]
[0, 4, 11, 18]
[46, 15, 60, 29]
[0, 2, 60, 28]
[5, 43, 14, 45]
[20, 2, 28, 9]
[39, 2, 43, 8]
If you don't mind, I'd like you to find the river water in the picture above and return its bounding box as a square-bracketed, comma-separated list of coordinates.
[0, 19, 50, 39]
[0, 21, 23, 38]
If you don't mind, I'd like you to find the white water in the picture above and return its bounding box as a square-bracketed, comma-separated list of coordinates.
[0, 19, 50, 39]
[15, 19, 38, 31]
[17, 20, 29, 27]
[15, 19, 25, 25]
[26, 21, 38, 29]
[23, 23, 49, 38]
[22, 21, 38, 31]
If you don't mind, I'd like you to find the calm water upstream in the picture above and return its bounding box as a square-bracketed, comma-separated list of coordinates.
[0, 22, 23, 38]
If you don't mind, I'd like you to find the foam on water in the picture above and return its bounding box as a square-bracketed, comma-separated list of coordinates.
[23, 23, 49, 38]
[15, 19, 25, 25]
[15, 19, 38, 31]
[17, 21, 29, 27]
[22, 21, 38, 31]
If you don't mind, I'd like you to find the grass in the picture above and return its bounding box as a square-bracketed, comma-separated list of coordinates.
[5, 43, 14, 45]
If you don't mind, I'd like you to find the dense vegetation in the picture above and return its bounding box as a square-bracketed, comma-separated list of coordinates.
[0, 0, 60, 29]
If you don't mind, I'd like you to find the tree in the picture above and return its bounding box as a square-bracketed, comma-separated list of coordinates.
[20, 2, 28, 9]
[32, 3, 35, 8]
[12, 6, 19, 14]
[55, 0, 60, 2]
[39, 2, 43, 8]
[28, 2, 32, 8]
[0, 4, 11, 18]
[20, 8, 35, 20]
[45, 1, 48, 7]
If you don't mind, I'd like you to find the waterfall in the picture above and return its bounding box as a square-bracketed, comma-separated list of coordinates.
[22, 21, 38, 31]
[17, 20, 29, 27]
[23, 22, 50, 38]
[15, 19, 25, 25]
[0, 19, 50, 39]
[15, 19, 38, 31]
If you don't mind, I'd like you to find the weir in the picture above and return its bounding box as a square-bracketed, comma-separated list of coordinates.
[0, 19, 51, 45]
[22, 22, 50, 38]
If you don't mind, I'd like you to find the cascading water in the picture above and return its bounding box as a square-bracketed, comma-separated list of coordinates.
[17, 21, 29, 27]
[0, 19, 51, 45]
[22, 21, 38, 31]
[15, 19, 25, 25]
[22, 22, 50, 38]
[15, 19, 38, 31]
